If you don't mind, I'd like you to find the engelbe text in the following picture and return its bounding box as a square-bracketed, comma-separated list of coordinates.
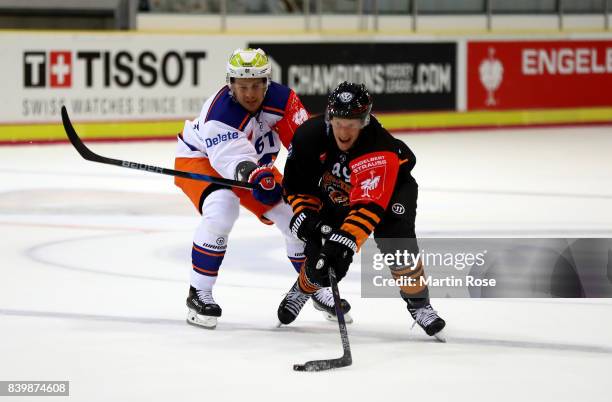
[522, 47, 612, 75]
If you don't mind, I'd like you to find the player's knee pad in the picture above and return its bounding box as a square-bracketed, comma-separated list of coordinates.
[192, 190, 238, 282]
[265, 201, 294, 237]
[200, 189, 240, 235]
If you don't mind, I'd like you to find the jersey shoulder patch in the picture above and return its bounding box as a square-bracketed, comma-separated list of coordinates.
[349, 151, 399, 208]
[261, 82, 291, 116]
[205, 87, 251, 131]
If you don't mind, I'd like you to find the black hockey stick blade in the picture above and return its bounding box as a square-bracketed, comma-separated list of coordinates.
[293, 355, 351, 372]
[293, 266, 352, 372]
[61, 106, 254, 190]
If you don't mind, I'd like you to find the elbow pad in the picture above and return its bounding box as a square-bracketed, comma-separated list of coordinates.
[235, 160, 258, 182]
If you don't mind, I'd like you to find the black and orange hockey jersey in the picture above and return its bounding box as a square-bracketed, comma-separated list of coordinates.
[283, 114, 417, 250]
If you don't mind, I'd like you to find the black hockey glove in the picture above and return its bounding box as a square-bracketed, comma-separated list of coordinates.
[247, 166, 282, 206]
[306, 229, 357, 287]
[289, 209, 328, 242]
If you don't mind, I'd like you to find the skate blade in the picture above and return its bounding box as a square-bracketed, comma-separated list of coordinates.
[433, 329, 447, 343]
[186, 309, 217, 329]
[322, 311, 353, 324]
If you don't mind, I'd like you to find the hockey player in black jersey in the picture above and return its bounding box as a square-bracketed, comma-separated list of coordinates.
[277, 81, 446, 341]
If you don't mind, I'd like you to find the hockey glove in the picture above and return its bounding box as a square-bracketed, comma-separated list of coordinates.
[307, 229, 357, 287]
[289, 209, 328, 242]
[247, 166, 282, 206]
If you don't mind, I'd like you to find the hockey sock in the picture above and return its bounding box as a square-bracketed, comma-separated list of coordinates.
[288, 256, 306, 273]
[390, 259, 429, 300]
[191, 242, 226, 291]
[298, 266, 320, 294]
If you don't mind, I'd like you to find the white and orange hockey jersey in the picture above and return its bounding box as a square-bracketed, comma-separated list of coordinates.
[174, 82, 309, 216]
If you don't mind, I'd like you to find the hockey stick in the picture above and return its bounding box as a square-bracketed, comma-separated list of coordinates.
[60, 106, 255, 190]
[293, 262, 352, 372]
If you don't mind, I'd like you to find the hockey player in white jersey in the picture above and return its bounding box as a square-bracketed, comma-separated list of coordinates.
[174, 48, 352, 329]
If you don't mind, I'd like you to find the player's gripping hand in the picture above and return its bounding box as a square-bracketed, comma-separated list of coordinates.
[290, 210, 326, 242]
[248, 166, 282, 205]
[307, 229, 357, 286]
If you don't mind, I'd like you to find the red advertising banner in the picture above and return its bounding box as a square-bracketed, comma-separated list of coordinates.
[468, 40, 612, 110]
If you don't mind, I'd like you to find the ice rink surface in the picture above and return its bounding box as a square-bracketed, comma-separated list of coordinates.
[1, 125, 611, 402]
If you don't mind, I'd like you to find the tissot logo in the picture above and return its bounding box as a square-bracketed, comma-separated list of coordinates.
[23, 50, 206, 89]
[50, 51, 72, 88]
[24, 51, 72, 88]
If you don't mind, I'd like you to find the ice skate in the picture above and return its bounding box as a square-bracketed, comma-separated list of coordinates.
[186, 286, 222, 329]
[408, 303, 446, 342]
[312, 287, 353, 324]
[277, 281, 311, 325]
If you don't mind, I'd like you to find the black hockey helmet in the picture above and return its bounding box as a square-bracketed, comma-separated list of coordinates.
[326, 81, 373, 126]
